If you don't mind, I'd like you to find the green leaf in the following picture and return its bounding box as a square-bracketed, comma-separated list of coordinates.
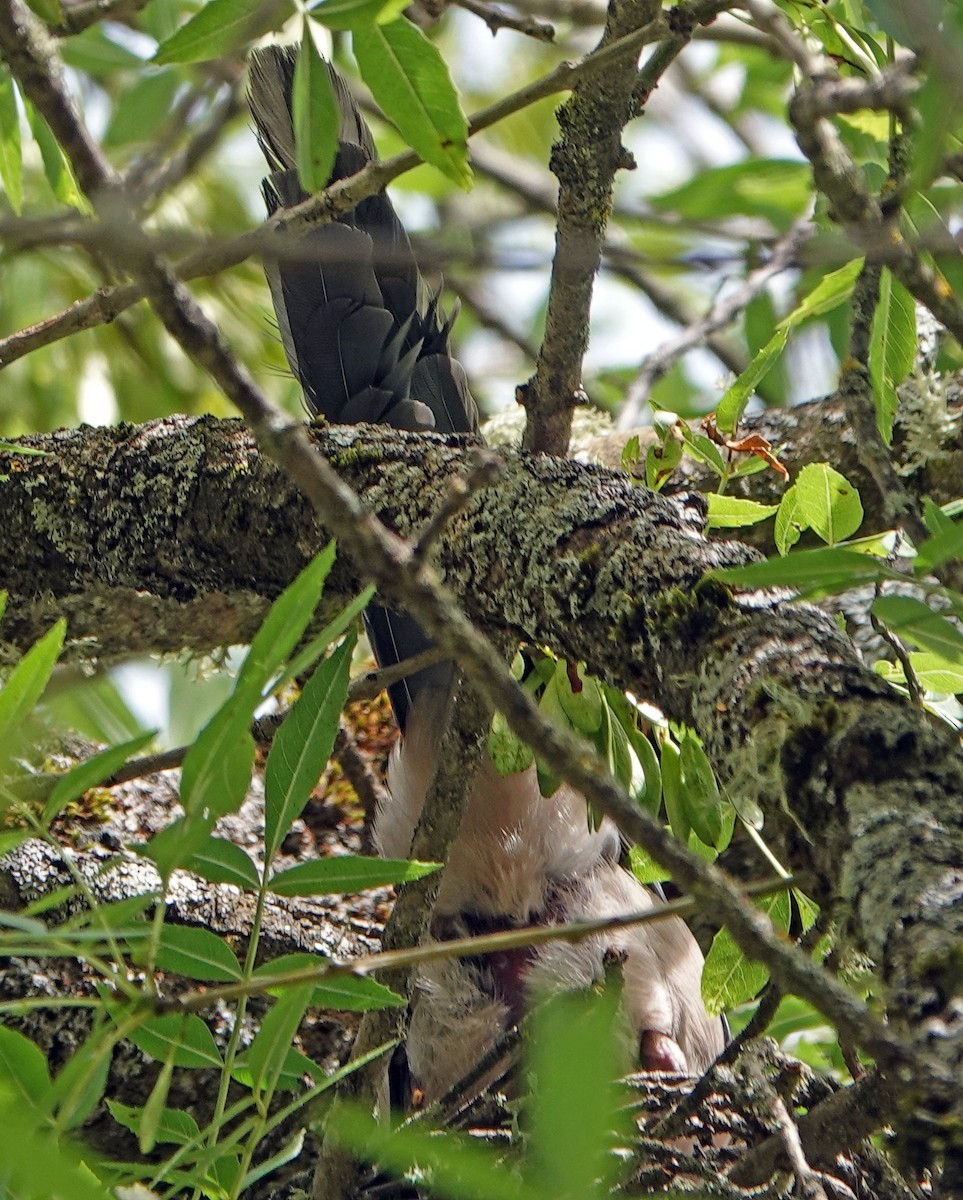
[49, 1030, 112, 1131]
[246, 983, 314, 1097]
[179, 706, 256, 822]
[25, 0, 62, 22]
[253, 954, 406, 1009]
[872, 595, 963, 666]
[353, 18, 470, 187]
[701, 891, 791, 1013]
[717, 258, 863, 434]
[43, 731, 156, 824]
[488, 709, 534, 774]
[140, 1053, 175, 1153]
[239, 542, 338, 704]
[0, 619, 65, 763]
[556, 661, 603, 734]
[716, 326, 788, 434]
[915, 519, 963, 574]
[183, 836, 260, 890]
[0, 1025, 53, 1110]
[529, 989, 627, 1198]
[141, 814, 220, 881]
[104, 70, 181, 149]
[127, 1013, 223, 1070]
[309, 0, 407, 29]
[710, 546, 896, 598]
[264, 631, 354, 862]
[0, 1086, 114, 1200]
[178, 539, 334, 827]
[268, 855, 439, 897]
[774, 484, 803, 556]
[283, 584, 373, 683]
[869, 269, 916, 445]
[154, 0, 292, 63]
[652, 159, 811, 229]
[905, 653, 963, 695]
[25, 103, 86, 211]
[150, 924, 243, 982]
[794, 463, 863, 546]
[329, 1103, 548, 1200]
[679, 730, 722, 848]
[660, 737, 689, 842]
[107, 1098, 200, 1146]
[0, 70, 23, 215]
[706, 493, 779, 530]
[293, 23, 338, 192]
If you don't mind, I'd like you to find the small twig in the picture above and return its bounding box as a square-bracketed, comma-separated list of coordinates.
[51, 0, 150, 35]
[770, 1092, 831, 1200]
[453, 0, 555, 41]
[618, 217, 811, 429]
[411, 449, 503, 562]
[870, 582, 924, 708]
[333, 719, 389, 839]
[102, 648, 445, 789]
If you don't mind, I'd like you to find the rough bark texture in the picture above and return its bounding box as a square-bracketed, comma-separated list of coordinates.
[3, 410, 963, 1166]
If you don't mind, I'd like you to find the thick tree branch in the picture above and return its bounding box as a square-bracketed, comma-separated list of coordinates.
[3, 416, 963, 1174]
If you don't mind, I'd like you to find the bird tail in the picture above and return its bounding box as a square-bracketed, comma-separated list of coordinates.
[249, 45, 477, 729]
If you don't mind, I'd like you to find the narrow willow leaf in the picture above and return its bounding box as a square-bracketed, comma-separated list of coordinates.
[0, 71, 23, 214]
[140, 1052, 175, 1153]
[353, 18, 470, 187]
[706, 493, 779, 530]
[0, 619, 65, 759]
[179, 547, 334, 822]
[253, 955, 406, 1010]
[774, 484, 803, 556]
[154, 0, 292, 63]
[718, 259, 862, 434]
[26, 0, 62, 22]
[268, 854, 439, 897]
[150, 924, 243, 983]
[869, 269, 916, 445]
[310, 0, 408, 30]
[0, 1025, 53, 1109]
[915, 520, 963, 574]
[0, 1089, 113, 1200]
[529, 989, 626, 1198]
[794, 463, 863, 546]
[184, 836, 260, 890]
[43, 730, 156, 824]
[660, 737, 689, 842]
[25, 104, 86, 210]
[329, 1103, 547, 1200]
[282, 584, 373, 685]
[237, 542, 337, 706]
[49, 1029, 112, 1131]
[679, 730, 722, 848]
[246, 983, 314, 1097]
[716, 326, 788, 434]
[873, 595, 963, 666]
[180, 708, 255, 822]
[107, 1098, 200, 1146]
[293, 23, 338, 192]
[710, 547, 897, 597]
[264, 631, 354, 862]
[127, 1014, 223, 1070]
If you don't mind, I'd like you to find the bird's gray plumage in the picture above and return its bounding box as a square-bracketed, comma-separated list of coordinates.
[249, 44, 724, 1107]
[250, 44, 476, 726]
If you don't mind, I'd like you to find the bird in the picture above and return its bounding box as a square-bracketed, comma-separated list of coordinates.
[248, 43, 725, 1107]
